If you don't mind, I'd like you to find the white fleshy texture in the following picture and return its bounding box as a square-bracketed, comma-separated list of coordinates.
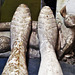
[2, 4, 31, 75]
[38, 6, 63, 75]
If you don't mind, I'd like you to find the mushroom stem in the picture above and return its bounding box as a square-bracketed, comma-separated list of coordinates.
[38, 6, 63, 75]
[2, 4, 31, 75]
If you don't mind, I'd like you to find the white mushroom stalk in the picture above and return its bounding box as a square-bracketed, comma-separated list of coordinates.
[38, 6, 63, 75]
[2, 4, 31, 75]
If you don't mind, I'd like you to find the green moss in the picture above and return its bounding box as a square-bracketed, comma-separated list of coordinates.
[1, 0, 41, 22]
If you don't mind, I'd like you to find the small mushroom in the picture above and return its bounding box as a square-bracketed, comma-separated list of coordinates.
[59, 1, 75, 58]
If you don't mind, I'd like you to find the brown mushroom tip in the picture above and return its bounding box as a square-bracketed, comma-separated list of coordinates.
[60, 6, 66, 18]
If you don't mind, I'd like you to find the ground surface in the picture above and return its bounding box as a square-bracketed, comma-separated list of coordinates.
[0, 57, 75, 75]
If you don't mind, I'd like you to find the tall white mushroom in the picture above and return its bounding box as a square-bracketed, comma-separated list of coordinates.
[38, 6, 63, 75]
[2, 4, 31, 75]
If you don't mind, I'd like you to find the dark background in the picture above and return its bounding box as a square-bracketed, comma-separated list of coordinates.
[0, 57, 75, 75]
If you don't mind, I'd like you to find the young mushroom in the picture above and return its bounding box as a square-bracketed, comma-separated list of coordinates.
[2, 4, 31, 75]
[38, 6, 63, 75]
[59, 0, 75, 58]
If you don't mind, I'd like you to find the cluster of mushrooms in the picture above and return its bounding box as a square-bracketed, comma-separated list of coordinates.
[0, 0, 75, 75]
